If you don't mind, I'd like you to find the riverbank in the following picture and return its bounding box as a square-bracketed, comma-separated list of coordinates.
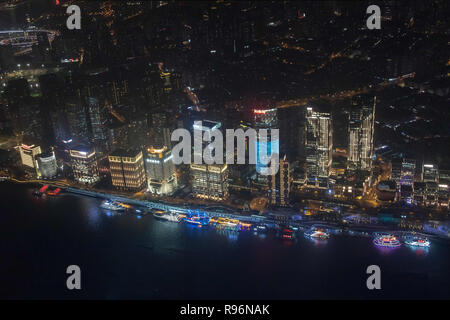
[3, 179, 449, 241]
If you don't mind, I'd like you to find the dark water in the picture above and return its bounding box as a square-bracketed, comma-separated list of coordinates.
[0, 182, 449, 300]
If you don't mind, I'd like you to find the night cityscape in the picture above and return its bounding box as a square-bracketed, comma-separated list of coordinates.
[0, 0, 449, 304]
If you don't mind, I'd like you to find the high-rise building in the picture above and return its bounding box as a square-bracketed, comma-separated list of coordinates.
[87, 97, 109, 151]
[145, 146, 177, 195]
[305, 107, 332, 186]
[191, 163, 229, 201]
[422, 164, 438, 183]
[348, 95, 376, 171]
[253, 107, 279, 182]
[36, 150, 58, 179]
[190, 120, 228, 200]
[65, 98, 89, 143]
[268, 156, 290, 206]
[400, 158, 416, 186]
[19, 143, 41, 169]
[150, 111, 172, 149]
[108, 149, 146, 191]
[70, 145, 99, 184]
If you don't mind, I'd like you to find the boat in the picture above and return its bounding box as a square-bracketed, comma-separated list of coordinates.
[33, 185, 48, 197]
[304, 227, 330, 240]
[213, 217, 240, 230]
[373, 234, 401, 248]
[252, 223, 268, 233]
[47, 187, 61, 196]
[100, 200, 125, 211]
[184, 213, 210, 227]
[153, 210, 182, 222]
[280, 227, 295, 240]
[404, 236, 430, 248]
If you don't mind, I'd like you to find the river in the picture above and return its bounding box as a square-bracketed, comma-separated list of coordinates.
[0, 182, 448, 299]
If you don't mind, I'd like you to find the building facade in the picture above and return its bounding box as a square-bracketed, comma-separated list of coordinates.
[19, 143, 41, 170]
[145, 146, 177, 195]
[108, 149, 146, 191]
[305, 107, 332, 187]
[268, 156, 290, 206]
[36, 150, 57, 179]
[348, 95, 376, 171]
[70, 145, 99, 184]
[191, 163, 229, 201]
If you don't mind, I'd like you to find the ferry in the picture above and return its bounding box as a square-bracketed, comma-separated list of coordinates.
[215, 217, 239, 228]
[33, 185, 48, 197]
[184, 213, 210, 227]
[100, 200, 125, 211]
[153, 210, 182, 222]
[252, 223, 268, 233]
[47, 187, 61, 196]
[373, 234, 401, 248]
[304, 229, 330, 240]
[404, 236, 430, 248]
[280, 227, 295, 240]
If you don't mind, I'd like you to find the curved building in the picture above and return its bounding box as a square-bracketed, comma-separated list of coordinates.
[36, 151, 57, 179]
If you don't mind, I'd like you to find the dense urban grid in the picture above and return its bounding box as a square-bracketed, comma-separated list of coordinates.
[0, 0, 449, 238]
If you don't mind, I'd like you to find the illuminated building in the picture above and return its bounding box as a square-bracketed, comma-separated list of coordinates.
[348, 95, 376, 171]
[253, 107, 279, 183]
[422, 164, 438, 183]
[400, 159, 416, 186]
[70, 145, 99, 184]
[87, 97, 109, 151]
[150, 111, 172, 149]
[19, 143, 41, 169]
[437, 184, 449, 207]
[107, 121, 129, 150]
[108, 149, 146, 191]
[305, 107, 332, 187]
[268, 156, 290, 206]
[65, 98, 89, 142]
[146, 146, 177, 195]
[189, 120, 228, 200]
[36, 150, 57, 179]
[191, 163, 229, 201]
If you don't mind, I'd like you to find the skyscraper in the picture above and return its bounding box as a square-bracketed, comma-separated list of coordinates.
[190, 120, 228, 200]
[191, 163, 229, 201]
[145, 146, 177, 195]
[70, 145, 99, 185]
[268, 156, 290, 206]
[87, 97, 109, 151]
[19, 143, 42, 170]
[108, 149, 146, 191]
[36, 150, 58, 179]
[253, 107, 279, 183]
[305, 107, 332, 186]
[348, 95, 376, 171]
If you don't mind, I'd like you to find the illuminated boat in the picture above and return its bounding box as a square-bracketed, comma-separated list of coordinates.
[252, 223, 268, 232]
[33, 185, 48, 196]
[404, 237, 430, 248]
[373, 234, 401, 248]
[100, 200, 125, 211]
[153, 210, 182, 222]
[281, 227, 295, 240]
[184, 213, 210, 227]
[304, 228, 330, 240]
[214, 217, 240, 230]
[47, 187, 61, 196]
